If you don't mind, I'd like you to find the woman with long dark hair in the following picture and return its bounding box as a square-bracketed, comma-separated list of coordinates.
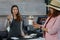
[6, 5, 25, 39]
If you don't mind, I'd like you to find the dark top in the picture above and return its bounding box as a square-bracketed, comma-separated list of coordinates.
[9, 19, 22, 37]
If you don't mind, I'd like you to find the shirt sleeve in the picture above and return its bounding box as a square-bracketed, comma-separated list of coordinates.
[48, 16, 60, 35]
[4, 19, 8, 28]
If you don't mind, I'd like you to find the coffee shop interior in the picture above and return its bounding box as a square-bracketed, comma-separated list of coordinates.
[0, 0, 50, 40]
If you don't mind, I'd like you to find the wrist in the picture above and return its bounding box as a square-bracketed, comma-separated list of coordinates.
[42, 28, 48, 32]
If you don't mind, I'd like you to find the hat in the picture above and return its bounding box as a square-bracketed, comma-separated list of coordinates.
[47, 0, 60, 11]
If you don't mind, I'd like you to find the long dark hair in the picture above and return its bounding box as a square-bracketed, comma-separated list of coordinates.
[11, 5, 22, 22]
[47, 7, 60, 17]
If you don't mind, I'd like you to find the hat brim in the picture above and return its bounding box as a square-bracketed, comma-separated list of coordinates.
[46, 5, 60, 11]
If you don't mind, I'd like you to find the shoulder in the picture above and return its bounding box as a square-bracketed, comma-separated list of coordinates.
[56, 15, 60, 19]
[55, 15, 60, 22]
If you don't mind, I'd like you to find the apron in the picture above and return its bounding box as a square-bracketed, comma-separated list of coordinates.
[9, 19, 22, 37]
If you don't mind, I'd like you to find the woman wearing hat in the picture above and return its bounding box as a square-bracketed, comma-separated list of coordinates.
[33, 0, 60, 40]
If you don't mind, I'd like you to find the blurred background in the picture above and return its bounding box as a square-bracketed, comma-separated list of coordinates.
[0, 0, 46, 30]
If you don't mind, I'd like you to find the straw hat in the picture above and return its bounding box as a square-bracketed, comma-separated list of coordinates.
[47, 0, 60, 11]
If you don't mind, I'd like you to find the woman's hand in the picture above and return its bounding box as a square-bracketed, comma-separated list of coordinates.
[21, 34, 29, 38]
[42, 28, 48, 32]
[33, 22, 40, 29]
[7, 15, 11, 21]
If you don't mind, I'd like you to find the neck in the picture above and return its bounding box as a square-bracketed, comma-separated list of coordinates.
[13, 14, 17, 19]
[13, 14, 16, 17]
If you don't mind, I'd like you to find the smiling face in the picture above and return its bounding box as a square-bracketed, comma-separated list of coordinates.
[12, 7, 18, 15]
[11, 5, 22, 21]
